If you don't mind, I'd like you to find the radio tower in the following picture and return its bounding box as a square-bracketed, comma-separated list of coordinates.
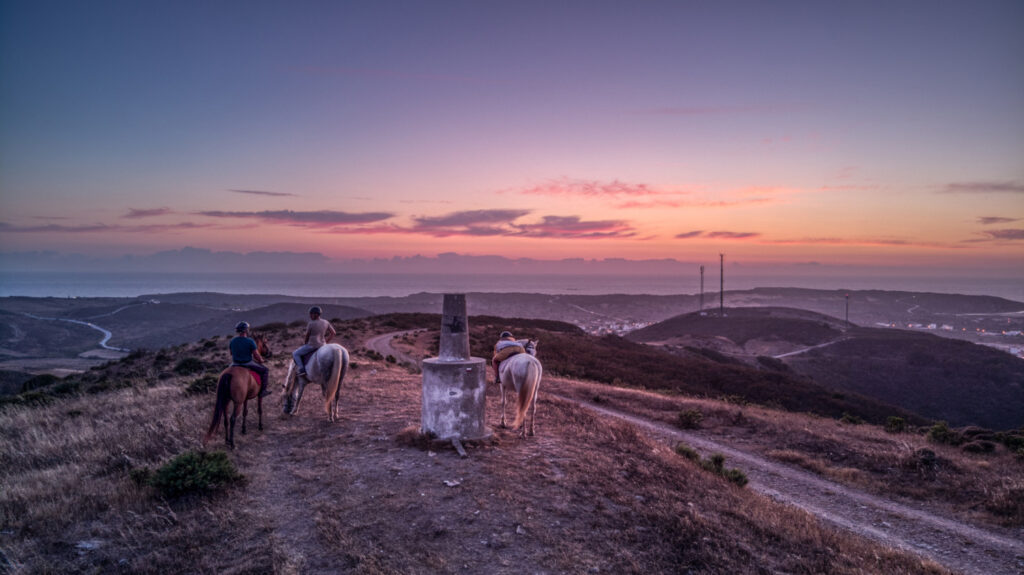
[699, 265, 705, 311]
[719, 253, 725, 317]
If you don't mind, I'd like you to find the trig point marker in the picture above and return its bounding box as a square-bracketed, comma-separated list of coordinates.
[421, 294, 490, 443]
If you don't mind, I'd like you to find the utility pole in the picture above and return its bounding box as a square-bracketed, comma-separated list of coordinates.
[845, 293, 850, 326]
[719, 253, 724, 317]
[699, 265, 705, 311]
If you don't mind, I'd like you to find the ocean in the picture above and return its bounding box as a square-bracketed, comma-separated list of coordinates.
[1, 271, 1022, 302]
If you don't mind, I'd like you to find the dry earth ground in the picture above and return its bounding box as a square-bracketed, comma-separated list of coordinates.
[1, 324, 1019, 574]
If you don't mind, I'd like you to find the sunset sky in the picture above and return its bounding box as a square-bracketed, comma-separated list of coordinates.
[1, 1, 1022, 276]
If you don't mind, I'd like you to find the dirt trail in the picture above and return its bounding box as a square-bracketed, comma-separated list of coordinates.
[562, 394, 1024, 575]
[370, 331, 1024, 575]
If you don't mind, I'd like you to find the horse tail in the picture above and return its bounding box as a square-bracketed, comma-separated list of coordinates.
[203, 372, 232, 444]
[512, 357, 542, 430]
[323, 346, 347, 415]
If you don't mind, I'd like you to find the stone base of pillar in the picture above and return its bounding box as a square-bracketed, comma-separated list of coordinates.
[421, 357, 490, 441]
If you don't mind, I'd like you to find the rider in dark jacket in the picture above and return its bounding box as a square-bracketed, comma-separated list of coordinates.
[230, 321, 271, 397]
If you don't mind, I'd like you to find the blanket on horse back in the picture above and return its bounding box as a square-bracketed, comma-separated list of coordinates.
[494, 339, 536, 367]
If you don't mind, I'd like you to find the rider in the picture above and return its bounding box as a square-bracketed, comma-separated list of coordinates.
[292, 306, 337, 380]
[229, 321, 271, 397]
[491, 330, 526, 385]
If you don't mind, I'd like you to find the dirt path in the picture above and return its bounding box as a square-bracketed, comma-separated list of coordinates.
[371, 331, 1024, 575]
[561, 394, 1024, 575]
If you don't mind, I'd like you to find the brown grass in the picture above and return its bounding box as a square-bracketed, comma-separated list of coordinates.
[548, 377, 1024, 528]
[0, 323, 955, 573]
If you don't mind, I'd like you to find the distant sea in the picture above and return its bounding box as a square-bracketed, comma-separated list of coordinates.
[1, 271, 1022, 302]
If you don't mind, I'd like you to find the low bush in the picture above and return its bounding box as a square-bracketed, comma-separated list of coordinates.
[173, 357, 205, 376]
[927, 421, 963, 446]
[885, 416, 907, 433]
[674, 446, 748, 487]
[149, 450, 243, 498]
[20, 374, 59, 393]
[961, 440, 996, 454]
[186, 375, 219, 395]
[676, 408, 704, 429]
[674, 443, 700, 461]
[840, 412, 863, 425]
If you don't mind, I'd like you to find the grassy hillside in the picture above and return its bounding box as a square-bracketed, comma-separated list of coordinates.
[0, 321, 957, 574]
[627, 306, 845, 346]
[786, 327, 1024, 429]
[462, 315, 921, 426]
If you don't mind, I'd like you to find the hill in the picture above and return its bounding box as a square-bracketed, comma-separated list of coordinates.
[627, 307, 1024, 430]
[0, 320, 973, 573]
[626, 306, 846, 356]
[785, 327, 1024, 429]
[453, 314, 923, 427]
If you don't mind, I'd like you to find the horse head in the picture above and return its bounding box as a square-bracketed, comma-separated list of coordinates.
[253, 332, 273, 358]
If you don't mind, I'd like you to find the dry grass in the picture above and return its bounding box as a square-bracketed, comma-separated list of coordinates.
[549, 377, 1024, 528]
[0, 324, 955, 573]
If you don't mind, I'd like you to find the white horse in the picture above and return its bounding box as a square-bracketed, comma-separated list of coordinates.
[498, 351, 543, 437]
[282, 343, 349, 422]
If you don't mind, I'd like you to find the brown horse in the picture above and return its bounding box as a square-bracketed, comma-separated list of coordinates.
[203, 333, 271, 449]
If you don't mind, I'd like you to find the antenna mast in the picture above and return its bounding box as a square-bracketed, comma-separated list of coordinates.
[699, 265, 705, 311]
[719, 253, 724, 317]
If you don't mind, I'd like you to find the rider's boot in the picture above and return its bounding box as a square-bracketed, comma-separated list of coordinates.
[259, 380, 271, 397]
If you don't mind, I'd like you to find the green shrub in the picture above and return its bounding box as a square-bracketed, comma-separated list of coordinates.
[385, 355, 397, 364]
[21, 374, 59, 393]
[674, 443, 700, 461]
[961, 440, 996, 454]
[927, 421, 963, 445]
[256, 322, 286, 331]
[150, 450, 243, 498]
[840, 412, 863, 425]
[173, 357, 205, 376]
[885, 416, 907, 434]
[677, 408, 704, 429]
[675, 449, 748, 488]
[186, 375, 218, 395]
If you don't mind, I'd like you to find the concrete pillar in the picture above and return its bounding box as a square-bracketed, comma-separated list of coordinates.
[421, 294, 490, 440]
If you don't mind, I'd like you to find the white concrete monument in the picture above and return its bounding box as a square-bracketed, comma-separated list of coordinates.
[421, 294, 490, 442]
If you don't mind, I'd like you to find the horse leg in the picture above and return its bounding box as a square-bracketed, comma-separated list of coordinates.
[293, 380, 306, 413]
[257, 394, 263, 431]
[228, 409, 237, 449]
[527, 386, 539, 437]
[499, 379, 507, 428]
[241, 400, 248, 435]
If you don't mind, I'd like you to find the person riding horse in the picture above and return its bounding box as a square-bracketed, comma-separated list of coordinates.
[230, 321, 271, 397]
[292, 306, 337, 381]
[492, 330, 535, 384]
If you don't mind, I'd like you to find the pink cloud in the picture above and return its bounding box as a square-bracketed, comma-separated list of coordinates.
[940, 181, 1024, 194]
[228, 189, 298, 198]
[517, 178, 668, 199]
[513, 216, 635, 239]
[123, 207, 174, 219]
[199, 210, 394, 227]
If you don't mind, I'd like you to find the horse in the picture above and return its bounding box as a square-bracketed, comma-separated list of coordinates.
[498, 346, 543, 438]
[203, 332, 272, 449]
[282, 343, 349, 422]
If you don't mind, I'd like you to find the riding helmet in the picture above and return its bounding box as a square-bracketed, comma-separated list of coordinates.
[309, 306, 322, 316]
[499, 331, 513, 338]
[235, 321, 250, 333]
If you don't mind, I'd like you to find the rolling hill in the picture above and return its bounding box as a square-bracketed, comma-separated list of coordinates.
[628, 307, 1024, 430]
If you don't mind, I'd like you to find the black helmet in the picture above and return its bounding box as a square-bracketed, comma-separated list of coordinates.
[235, 321, 250, 333]
[309, 306, 322, 316]
[499, 331, 513, 338]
